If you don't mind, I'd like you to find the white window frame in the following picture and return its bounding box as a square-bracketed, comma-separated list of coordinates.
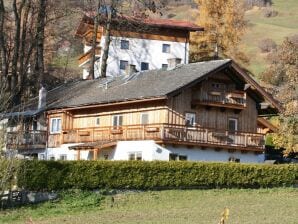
[228, 118, 238, 132]
[50, 117, 62, 134]
[112, 115, 123, 127]
[140, 113, 149, 125]
[128, 151, 142, 161]
[185, 112, 196, 126]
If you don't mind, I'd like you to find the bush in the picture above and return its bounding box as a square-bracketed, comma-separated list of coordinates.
[263, 8, 278, 17]
[16, 160, 298, 191]
[258, 38, 277, 53]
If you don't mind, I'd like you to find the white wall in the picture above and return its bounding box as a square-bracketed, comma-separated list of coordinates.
[89, 36, 188, 78]
[166, 145, 264, 163]
[41, 141, 264, 163]
[112, 140, 169, 161]
[40, 144, 90, 161]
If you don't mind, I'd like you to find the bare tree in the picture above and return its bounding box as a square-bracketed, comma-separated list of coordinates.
[86, 0, 167, 78]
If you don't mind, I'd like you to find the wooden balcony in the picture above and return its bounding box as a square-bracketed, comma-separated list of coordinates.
[193, 90, 246, 109]
[6, 131, 47, 150]
[78, 47, 101, 67]
[48, 124, 265, 151]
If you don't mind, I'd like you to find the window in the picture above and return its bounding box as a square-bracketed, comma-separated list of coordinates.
[50, 118, 61, 134]
[141, 113, 149, 124]
[120, 60, 128, 70]
[162, 64, 168, 70]
[185, 113, 196, 126]
[128, 152, 142, 161]
[169, 153, 188, 161]
[211, 82, 226, 90]
[49, 155, 55, 161]
[162, 44, 170, 53]
[120, 40, 129, 49]
[112, 115, 123, 127]
[32, 120, 38, 131]
[103, 155, 109, 160]
[95, 117, 100, 126]
[39, 154, 45, 160]
[59, 154, 67, 161]
[228, 118, 238, 132]
[141, 62, 149, 71]
[229, 157, 240, 163]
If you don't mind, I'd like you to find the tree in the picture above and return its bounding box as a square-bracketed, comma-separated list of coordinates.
[190, 0, 246, 62]
[261, 37, 298, 156]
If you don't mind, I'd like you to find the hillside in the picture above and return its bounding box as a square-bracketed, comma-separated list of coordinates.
[49, 0, 298, 80]
[160, 0, 298, 78]
[240, 0, 298, 77]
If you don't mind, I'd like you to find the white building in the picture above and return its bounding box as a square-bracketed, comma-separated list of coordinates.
[75, 15, 203, 78]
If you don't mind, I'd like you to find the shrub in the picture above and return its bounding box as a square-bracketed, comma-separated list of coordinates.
[258, 38, 277, 53]
[263, 8, 278, 17]
[16, 160, 298, 191]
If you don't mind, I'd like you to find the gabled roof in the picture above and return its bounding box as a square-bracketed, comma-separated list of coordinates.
[9, 59, 281, 115]
[75, 14, 203, 37]
[47, 59, 232, 109]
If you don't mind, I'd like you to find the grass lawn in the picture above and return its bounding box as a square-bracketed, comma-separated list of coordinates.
[0, 188, 297, 224]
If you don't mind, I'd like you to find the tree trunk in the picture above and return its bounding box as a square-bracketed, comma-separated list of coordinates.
[35, 0, 46, 88]
[0, 0, 8, 83]
[100, 9, 112, 78]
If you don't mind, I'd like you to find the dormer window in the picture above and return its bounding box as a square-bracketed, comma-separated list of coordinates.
[120, 40, 129, 50]
[162, 44, 170, 53]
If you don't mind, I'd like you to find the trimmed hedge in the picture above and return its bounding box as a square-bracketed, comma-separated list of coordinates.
[15, 160, 298, 191]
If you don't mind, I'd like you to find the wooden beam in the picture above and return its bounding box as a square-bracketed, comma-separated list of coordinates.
[93, 148, 99, 160]
[77, 150, 81, 160]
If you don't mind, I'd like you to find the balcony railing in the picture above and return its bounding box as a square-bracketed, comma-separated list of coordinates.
[6, 130, 47, 150]
[78, 47, 101, 67]
[48, 124, 265, 150]
[193, 90, 246, 109]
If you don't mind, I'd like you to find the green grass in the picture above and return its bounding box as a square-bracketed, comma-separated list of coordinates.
[1, 188, 297, 224]
[240, 0, 298, 76]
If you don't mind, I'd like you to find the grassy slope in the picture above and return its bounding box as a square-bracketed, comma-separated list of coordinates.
[1, 188, 297, 224]
[163, 0, 298, 78]
[240, 0, 298, 77]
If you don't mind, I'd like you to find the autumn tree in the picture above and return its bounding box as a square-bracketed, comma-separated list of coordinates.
[190, 0, 246, 62]
[261, 37, 298, 156]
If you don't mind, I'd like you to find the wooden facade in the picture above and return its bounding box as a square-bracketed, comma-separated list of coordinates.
[47, 72, 266, 152]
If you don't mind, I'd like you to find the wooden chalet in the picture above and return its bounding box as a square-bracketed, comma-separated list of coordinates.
[4, 59, 275, 162]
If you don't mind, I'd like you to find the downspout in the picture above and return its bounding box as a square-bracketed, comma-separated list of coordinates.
[184, 32, 189, 64]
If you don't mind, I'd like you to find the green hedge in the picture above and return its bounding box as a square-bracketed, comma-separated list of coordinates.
[16, 160, 298, 191]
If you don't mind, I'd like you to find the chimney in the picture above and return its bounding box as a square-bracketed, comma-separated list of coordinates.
[126, 64, 137, 76]
[38, 86, 47, 110]
[167, 58, 182, 70]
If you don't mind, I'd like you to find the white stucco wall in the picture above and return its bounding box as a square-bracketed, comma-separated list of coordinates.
[166, 145, 264, 163]
[40, 144, 91, 161]
[40, 141, 264, 163]
[113, 140, 168, 161]
[85, 36, 188, 78]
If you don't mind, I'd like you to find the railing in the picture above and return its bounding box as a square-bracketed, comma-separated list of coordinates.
[194, 90, 246, 108]
[49, 124, 264, 150]
[6, 130, 47, 149]
[78, 47, 101, 66]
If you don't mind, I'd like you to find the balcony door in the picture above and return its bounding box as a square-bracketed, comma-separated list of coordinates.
[112, 115, 123, 128]
[228, 118, 238, 144]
